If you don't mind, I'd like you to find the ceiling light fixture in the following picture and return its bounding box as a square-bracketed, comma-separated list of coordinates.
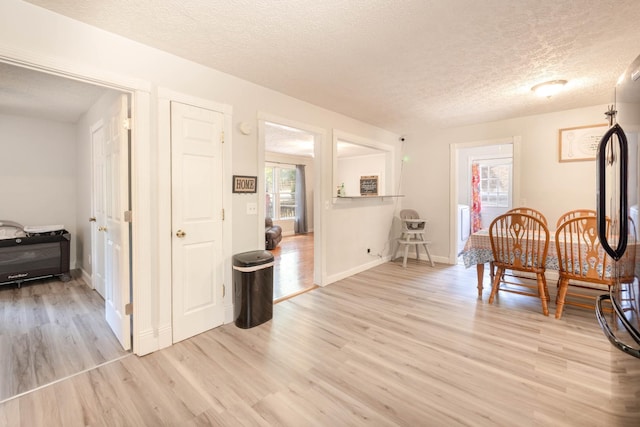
[531, 79, 568, 98]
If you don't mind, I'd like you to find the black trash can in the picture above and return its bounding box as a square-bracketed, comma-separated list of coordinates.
[233, 250, 274, 328]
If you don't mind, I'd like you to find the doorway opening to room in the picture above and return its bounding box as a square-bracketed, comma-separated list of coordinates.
[450, 139, 519, 264]
[263, 121, 318, 302]
[0, 60, 133, 403]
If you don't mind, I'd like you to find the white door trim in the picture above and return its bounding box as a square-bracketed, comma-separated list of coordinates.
[0, 44, 151, 93]
[449, 136, 521, 263]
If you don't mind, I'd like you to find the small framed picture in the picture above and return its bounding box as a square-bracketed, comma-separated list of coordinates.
[559, 123, 608, 162]
[232, 175, 257, 193]
[360, 175, 379, 196]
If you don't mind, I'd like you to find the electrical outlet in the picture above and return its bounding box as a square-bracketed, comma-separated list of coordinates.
[247, 202, 257, 215]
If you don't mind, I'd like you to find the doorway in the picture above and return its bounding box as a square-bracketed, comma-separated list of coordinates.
[262, 120, 320, 300]
[0, 61, 133, 401]
[449, 137, 520, 263]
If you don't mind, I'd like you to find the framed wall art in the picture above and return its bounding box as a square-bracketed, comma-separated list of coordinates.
[232, 175, 257, 193]
[558, 123, 608, 162]
[359, 175, 379, 196]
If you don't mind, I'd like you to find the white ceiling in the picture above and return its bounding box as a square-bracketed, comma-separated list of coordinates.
[9, 1, 640, 134]
[264, 122, 316, 157]
[0, 62, 112, 123]
[264, 121, 381, 158]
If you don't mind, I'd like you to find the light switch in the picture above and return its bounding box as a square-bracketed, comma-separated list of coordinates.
[247, 202, 257, 215]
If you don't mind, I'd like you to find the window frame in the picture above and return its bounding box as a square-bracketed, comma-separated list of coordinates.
[265, 162, 297, 220]
[475, 158, 512, 208]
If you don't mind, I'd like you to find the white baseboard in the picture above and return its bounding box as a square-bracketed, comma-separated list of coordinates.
[134, 324, 172, 356]
[80, 268, 92, 288]
[324, 252, 454, 286]
[430, 255, 448, 265]
[325, 256, 390, 285]
[224, 303, 235, 324]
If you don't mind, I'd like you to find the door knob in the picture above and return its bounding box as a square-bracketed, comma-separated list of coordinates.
[98, 226, 107, 232]
[89, 217, 96, 222]
[176, 229, 186, 238]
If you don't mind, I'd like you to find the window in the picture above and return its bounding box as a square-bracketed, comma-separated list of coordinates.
[265, 164, 297, 219]
[477, 160, 511, 208]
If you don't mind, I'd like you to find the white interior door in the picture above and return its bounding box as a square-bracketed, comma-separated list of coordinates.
[91, 122, 106, 298]
[171, 101, 225, 343]
[103, 94, 132, 350]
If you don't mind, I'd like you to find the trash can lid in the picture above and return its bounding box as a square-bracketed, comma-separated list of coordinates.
[233, 250, 274, 267]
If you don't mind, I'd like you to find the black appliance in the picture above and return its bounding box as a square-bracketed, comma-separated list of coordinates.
[595, 54, 640, 358]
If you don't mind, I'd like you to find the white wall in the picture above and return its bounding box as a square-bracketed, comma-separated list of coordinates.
[0, 113, 78, 268]
[337, 153, 386, 197]
[403, 104, 613, 261]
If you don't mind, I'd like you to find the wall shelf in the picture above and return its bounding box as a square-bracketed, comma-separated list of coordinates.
[333, 195, 404, 201]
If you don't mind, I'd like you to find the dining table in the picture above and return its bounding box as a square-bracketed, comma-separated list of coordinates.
[460, 227, 635, 298]
[460, 229, 562, 298]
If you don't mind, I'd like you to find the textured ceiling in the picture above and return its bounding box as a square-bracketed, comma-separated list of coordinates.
[265, 121, 382, 158]
[0, 62, 111, 123]
[265, 122, 316, 158]
[15, 0, 640, 132]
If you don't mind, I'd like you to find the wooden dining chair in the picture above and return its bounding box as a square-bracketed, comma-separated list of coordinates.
[555, 209, 596, 228]
[554, 216, 636, 319]
[553, 210, 597, 290]
[506, 207, 547, 226]
[490, 208, 547, 280]
[488, 213, 551, 315]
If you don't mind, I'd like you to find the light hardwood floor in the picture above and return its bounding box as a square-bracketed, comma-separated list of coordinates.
[270, 233, 316, 302]
[0, 275, 129, 403]
[1, 261, 640, 426]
